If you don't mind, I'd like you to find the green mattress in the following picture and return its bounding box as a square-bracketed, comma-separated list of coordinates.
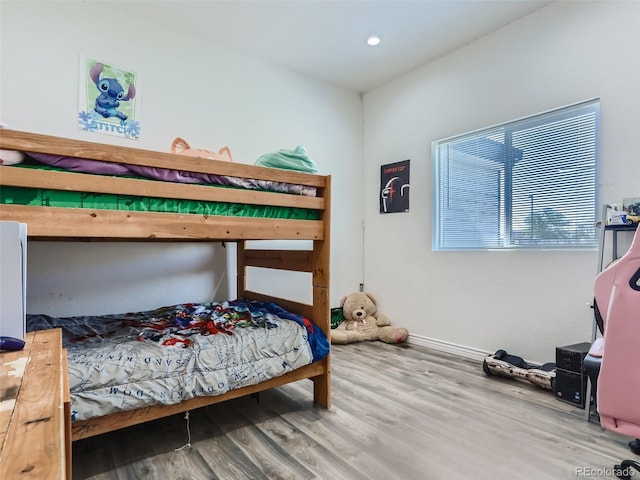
[1, 163, 319, 219]
[0, 186, 318, 220]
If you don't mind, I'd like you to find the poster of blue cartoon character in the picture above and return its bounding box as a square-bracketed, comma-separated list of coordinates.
[78, 57, 141, 139]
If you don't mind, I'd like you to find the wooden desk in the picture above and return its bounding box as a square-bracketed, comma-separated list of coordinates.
[0, 329, 71, 479]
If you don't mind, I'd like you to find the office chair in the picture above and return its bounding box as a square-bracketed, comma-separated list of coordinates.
[594, 225, 640, 479]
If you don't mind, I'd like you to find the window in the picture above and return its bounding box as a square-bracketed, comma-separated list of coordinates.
[433, 99, 599, 250]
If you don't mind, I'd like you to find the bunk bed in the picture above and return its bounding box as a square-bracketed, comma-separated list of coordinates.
[0, 129, 331, 441]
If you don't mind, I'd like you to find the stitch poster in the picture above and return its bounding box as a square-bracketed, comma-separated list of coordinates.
[380, 159, 410, 214]
[78, 56, 141, 139]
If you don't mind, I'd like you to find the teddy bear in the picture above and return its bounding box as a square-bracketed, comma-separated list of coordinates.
[331, 291, 409, 345]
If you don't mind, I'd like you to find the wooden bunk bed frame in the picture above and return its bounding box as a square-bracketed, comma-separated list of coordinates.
[0, 129, 331, 441]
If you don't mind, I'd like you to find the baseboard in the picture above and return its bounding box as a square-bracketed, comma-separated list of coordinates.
[408, 334, 491, 362]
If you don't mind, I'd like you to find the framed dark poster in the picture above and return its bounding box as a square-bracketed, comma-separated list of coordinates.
[380, 160, 410, 213]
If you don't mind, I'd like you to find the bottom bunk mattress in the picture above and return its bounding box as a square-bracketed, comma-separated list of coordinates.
[26, 300, 329, 422]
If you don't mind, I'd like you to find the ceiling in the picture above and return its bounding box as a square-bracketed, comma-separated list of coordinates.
[119, 0, 554, 93]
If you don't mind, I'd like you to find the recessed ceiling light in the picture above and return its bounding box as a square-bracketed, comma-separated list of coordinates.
[366, 35, 381, 47]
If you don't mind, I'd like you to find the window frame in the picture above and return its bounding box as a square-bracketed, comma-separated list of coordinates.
[432, 99, 600, 251]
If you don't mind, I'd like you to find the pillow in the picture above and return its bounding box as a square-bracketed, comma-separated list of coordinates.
[0, 149, 25, 165]
[0, 123, 25, 165]
[255, 145, 318, 173]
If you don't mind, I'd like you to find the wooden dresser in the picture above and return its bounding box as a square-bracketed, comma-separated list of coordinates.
[0, 329, 71, 479]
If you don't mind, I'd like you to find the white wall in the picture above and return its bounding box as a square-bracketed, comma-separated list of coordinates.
[0, 2, 364, 316]
[3, 1, 636, 363]
[362, 1, 640, 363]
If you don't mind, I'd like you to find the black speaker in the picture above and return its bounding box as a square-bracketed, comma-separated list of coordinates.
[555, 342, 591, 372]
[554, 369, 588, 408]
[554, 342, 591, 408]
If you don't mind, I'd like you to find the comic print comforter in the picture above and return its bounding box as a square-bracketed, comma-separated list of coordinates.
[27, 300, 329, 421]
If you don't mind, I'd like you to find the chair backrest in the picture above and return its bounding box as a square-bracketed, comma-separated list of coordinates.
[596, 226, 640, 437]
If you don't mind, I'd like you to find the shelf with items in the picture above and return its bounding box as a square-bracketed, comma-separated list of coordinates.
[597, 203, 638, 273]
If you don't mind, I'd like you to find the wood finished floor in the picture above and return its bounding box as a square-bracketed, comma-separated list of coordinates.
[72, 343, 636, 480]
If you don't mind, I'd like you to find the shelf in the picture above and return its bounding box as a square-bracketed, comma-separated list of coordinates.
[604, 224, 638, 232]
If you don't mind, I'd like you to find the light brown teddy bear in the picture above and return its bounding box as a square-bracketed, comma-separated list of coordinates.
[331, 292, 409, 345]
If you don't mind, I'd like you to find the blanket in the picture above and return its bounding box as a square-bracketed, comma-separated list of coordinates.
[20, 151, 317, 197]
[27, 300, 329, 420]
